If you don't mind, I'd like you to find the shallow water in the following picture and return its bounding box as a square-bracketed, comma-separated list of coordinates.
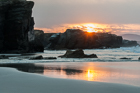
[1, 62, 140, 87]
[0, 47, 140, 86]
[1, 46, 140, 63]
[37, 62, 140, 86]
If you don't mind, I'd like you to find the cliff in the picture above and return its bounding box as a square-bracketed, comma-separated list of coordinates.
[29, 30, 44, 52]
[0, 0, 39, 53]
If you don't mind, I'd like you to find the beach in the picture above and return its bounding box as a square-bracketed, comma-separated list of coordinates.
[1, 48, 140, 93]
[0, 0, 140, 92]
[0, 65, 140, 93]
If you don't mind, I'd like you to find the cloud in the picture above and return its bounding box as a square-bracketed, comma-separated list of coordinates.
[32, 0, 140, 34]
[35, 23, 140, 35]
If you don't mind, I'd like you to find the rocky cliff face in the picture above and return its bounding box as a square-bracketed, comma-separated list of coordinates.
[46, 29, 123, 50]
[0, 0, 36, 53]
[29, 30, 44, 52]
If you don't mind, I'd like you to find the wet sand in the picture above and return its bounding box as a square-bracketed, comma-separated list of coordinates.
[0, 67, 140, 93]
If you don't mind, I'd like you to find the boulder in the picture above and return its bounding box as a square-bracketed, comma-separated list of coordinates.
[120, 57, 131, 59]
[44, 57, 57, 59]
[59, 49, 98, 58]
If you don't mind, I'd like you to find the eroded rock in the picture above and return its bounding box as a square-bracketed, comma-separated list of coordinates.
[44, 57, 57, 59]
[0, 0, 43, 53]
[59, 49, 98, 58]
[45, 29, 123, 50]
[120, 57, 131, 59]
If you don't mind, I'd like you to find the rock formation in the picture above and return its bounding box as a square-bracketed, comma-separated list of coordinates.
[120, 57, 131, 60]
[122, 40, 139, 47]
[59, 49, 98, 58]
[0, 0, 41, 53]
[45, 29, 123, 50]
[0, 55, 8, 59]
[44, 33, 56, 47]
[29, 30, 44, 52]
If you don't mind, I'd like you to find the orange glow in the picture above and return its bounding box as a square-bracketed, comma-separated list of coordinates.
[86, 69, 95, 81]
[42, 62, 140, 85]
[84, 24, 97, 33]
[35, 23, 140, 35]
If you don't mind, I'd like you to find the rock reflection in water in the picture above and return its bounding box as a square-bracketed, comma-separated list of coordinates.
[38, 62, 140, 86]
[43, 66, 84, 79]
[1, 62, 140, 86]
[43, 66, 100, 81]
[0, 63, 44, 74]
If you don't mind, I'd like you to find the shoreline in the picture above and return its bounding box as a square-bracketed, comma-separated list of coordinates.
[0, 67, 140, 93]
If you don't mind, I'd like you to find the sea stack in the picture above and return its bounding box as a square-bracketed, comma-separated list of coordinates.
[0, 0, 36, 53]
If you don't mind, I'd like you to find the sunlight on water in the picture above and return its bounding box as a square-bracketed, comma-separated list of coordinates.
[86, 69, 94, 81]
[1, 62, 140, 86]
[39, 62, 140, 86]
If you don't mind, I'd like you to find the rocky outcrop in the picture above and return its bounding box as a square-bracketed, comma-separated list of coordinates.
[45, 29, 123, 50]
[29, 30, 44, 52]
[138, 57, 140, 60]
[121, 40, 139, 47]
[59, 49, 98, 58]
[44, 33, 56, 47]
[0, 55, 8, 59]
[44, 57, 57, 59]
[120, 57, 131, 59]
[29, 55, 57, 60]
[0, 0, 39, 53]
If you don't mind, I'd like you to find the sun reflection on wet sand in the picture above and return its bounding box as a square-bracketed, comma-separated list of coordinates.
[1, 62, 140, 86]
[86, 69, 95, 81]
[41, 62, 140, 86]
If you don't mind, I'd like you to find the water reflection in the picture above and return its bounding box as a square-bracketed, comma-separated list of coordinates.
[86, 69, 94, 81]
[38, 62, 140, 87]
[1, 62, 140, 86]
[0, 63, 44, 74]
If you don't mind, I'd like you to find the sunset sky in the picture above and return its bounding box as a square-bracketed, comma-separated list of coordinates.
[32, 0, 140, 35]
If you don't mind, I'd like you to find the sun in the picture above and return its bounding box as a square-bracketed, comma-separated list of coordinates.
[84, 24, 97, 33]
[86, 27, 96, 33]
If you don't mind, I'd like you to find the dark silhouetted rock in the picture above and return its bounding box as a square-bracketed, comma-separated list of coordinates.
[138, 57, 140, 60]
[45, 29, 123, 50]
[0, 0, 43, 53]
[45, 33, 61, 49]
[44, 57, 57, 59]
[59, 49, 98, 58]
[122, 40, 139, 47]
[0, 55, 8, 59]
[120, 57, 131, 59]
[44, 33, 55, 47]
[29, 55, 43, 60]
[29, 30, 44, 52]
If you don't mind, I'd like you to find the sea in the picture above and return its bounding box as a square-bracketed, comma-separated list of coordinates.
[0, 46, 140, 86]
[1, 46, 140, 63]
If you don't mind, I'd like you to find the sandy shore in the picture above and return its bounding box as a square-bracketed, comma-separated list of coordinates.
[0, 67, 140, 93]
